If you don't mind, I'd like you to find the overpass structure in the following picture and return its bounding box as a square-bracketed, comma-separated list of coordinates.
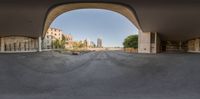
[1, 0, 200, 53]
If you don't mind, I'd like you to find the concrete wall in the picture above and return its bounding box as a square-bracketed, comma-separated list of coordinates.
[188, 38, 200, 53]
[0, 36, 38, 52]
[194, 39, 200, 52]
[138, 31, 151, 53]
[138, 31, 160, 54]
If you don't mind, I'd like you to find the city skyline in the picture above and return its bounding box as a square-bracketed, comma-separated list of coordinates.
[50, 9, 138, 47]
[72, 37, 103, 47]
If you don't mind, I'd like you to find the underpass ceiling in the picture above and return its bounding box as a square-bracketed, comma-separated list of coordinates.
[0, 0, 200, 40]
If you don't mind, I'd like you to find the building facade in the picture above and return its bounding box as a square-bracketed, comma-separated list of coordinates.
[97, 38, 103, 48]
[43, 28, 63, 49]
[64, 34, 73, 49]
[90, 41, 96, 48]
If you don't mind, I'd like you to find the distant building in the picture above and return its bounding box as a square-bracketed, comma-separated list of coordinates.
[82, 39, 92, 48]
[97, 38, 103, 48]
[64, 34, 73, 49]
[90, 41, 96, 48]
[43, 28, 63, 49]
[86, 39, 91, 47]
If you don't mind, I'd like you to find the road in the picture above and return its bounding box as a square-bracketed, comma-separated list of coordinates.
[0, 51, 200, 99]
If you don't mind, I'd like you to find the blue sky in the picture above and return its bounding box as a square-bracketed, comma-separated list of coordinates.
[50, 9, 138, 47]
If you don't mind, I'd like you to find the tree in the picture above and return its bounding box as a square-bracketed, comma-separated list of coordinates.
[72, 41, 85, 49]
[53, 35, 66, 49]
[123, 35, 138, 48]
[60, 35, 66, 49]
[78, 41, 84, 48]
[53, 39, 60, 49]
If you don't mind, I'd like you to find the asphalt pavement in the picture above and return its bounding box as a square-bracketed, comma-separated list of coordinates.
[0, 51, 200, 99]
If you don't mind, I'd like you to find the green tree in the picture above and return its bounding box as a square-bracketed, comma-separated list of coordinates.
[60, 35, 66, 49]
[123, 35, 138, 48]
[72, 41, 84, 49]
[53, 35, 66, 49]
[53, 39, 60, 49]
[78, 41, 84, 48]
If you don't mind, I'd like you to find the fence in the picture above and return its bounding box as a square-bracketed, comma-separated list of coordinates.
[124, 48, 138, 53]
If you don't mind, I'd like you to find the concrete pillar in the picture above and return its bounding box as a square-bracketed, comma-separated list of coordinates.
[1, 38, 5, 52]
[179, 41, 182, 50]
[38, 36, 42, 52]
[195, 38, 200, 52]
[155, 32, 158, 53]
[138, 30, 151, 53]
[33, 40, 34, 50]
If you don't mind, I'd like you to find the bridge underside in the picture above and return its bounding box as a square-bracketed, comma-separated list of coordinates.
[0, 0, 200, 53]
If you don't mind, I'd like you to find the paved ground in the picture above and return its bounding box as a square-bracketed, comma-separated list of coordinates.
[0, 51, 200, 99]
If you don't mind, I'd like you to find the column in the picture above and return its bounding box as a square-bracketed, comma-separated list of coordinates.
[30, 39, 33, 50]
[38, 36, 42, 52]
[1, 38, 5, 52]
[195, 38, 200, 52]
[179, 41, 182, 50]
[138, 30, 151, 53]
[32, 40, 35, 50]
[155, 32, 157, 53]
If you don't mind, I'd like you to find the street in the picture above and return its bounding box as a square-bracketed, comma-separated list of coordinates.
[0, 51, 200, 99]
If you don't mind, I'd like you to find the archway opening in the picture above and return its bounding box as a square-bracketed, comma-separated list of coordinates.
[43, 8, 138, 52]
[43, 3, 139, 53]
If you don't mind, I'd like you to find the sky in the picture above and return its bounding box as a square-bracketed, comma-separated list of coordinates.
[50, 9, 138, 47]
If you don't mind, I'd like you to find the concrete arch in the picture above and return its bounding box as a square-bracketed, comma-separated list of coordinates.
[43, 3, 141, 37]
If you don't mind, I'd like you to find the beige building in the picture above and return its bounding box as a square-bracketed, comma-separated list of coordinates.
[43, 28, 63, 49]
[64, 34, 73, 49]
